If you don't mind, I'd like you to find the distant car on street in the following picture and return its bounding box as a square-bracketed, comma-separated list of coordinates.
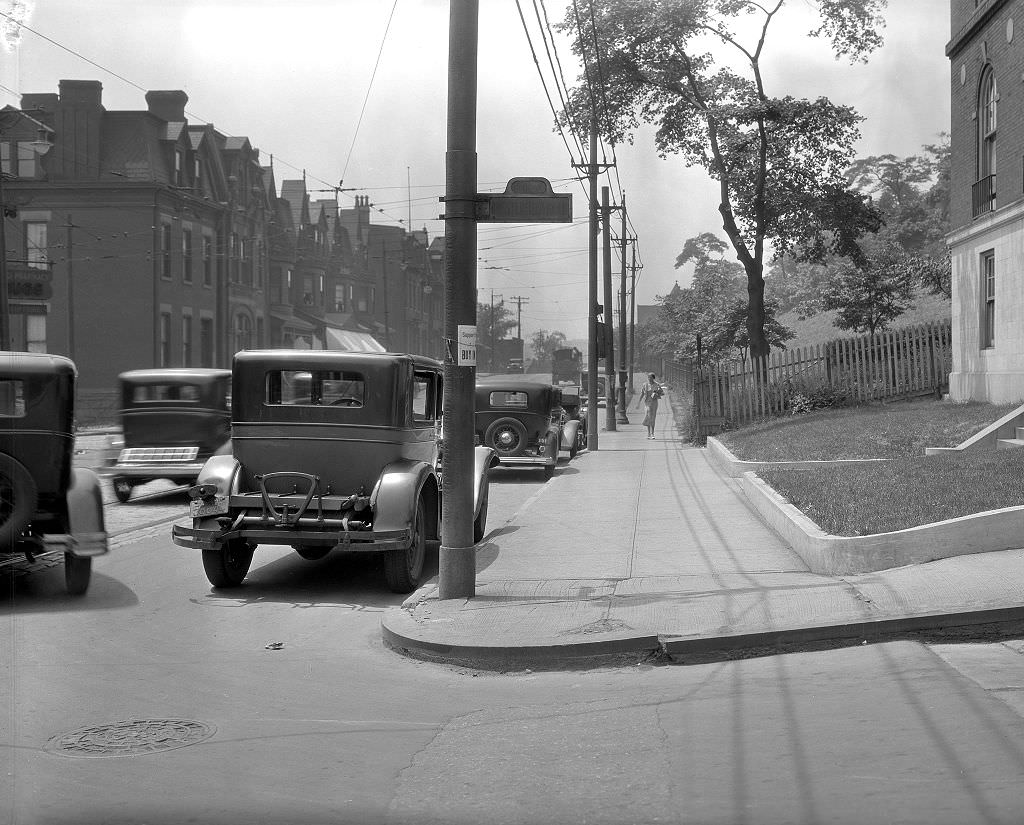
[106, 368, 232, 502]
[475, 377, 580, 479]
[0, 353, 107, 594]
[506, 357, 525, 373]
[172, 350, 495, 593]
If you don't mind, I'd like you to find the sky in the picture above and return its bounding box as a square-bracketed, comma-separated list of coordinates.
[0, 0, 952, 343]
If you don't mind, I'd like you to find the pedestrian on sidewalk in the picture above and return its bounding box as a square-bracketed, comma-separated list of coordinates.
[639, 373, 664, 439]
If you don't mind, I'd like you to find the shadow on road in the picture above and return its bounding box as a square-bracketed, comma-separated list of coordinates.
[0, 565, 140, 614]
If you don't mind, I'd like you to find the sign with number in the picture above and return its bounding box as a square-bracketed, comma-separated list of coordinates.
[457, 325, 477, 366]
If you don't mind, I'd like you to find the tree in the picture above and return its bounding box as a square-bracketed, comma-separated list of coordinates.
[819, 239, 918, 336]
[558, 0, 884, 362]
[477, 300, 517, 370]
[529, 329, 568, 366]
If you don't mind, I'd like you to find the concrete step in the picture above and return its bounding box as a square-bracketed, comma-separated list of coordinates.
[996, 438, 1024, 449]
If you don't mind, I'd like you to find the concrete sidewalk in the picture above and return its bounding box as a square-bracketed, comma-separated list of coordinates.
[381, 393, 1024, 668]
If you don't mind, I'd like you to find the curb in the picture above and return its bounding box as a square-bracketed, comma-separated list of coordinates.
[706, 435, 1024, 575]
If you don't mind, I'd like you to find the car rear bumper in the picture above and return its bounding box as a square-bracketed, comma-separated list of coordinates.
[103, 462, 206, 480]
[171, 523, 411, 552]
[42, 532, 109, 557]
[495, 454, 556, 468]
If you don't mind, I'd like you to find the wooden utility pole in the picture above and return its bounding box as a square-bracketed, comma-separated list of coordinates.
[439, 0, 479, 599]
[617, 197, 629, 423]
[601, 186, 616, 431]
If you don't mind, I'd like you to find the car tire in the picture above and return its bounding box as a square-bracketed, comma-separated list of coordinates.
[484, 417, 528, 457]
[385, 499, 426, 594]
[543, 463, 555, 481]
[112, 477, 133, 503]
[473, 484, 489, 544]
[64, 553, 92, 595]
[0, 453, 37, 550]
[202, 539, 254, 588]
[294, 545, 331, 561]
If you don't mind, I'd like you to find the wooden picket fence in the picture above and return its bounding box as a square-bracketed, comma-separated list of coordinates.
[675, 321, 952, 429]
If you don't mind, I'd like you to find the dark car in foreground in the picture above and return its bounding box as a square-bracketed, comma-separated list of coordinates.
[106, 368, 232, 502]
[172, 350, 494, 593]
[0, 353, 107, 594]
[475, 378, 581, 479]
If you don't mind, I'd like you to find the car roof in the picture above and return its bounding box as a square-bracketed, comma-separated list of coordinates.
[234, 349, 442, 371]
[0, 352, 76, 377]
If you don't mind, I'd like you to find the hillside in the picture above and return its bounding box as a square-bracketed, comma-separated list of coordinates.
[777, 291, 952, 350]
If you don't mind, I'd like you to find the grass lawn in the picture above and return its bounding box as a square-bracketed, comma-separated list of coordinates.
[713, 397, 1024, 536]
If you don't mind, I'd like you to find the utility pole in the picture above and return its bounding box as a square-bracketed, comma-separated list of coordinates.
[601, 186, 616, 431]
[380, 238, 391, 350]
[0, 170, 10, 350]
[439, 0, 479, 599]
[487, 289, 503, 372]
[509, 295, 529, 340]
[629, 243, 640, 394]
[572, 119, 612, 450]
[617, 196, 629, 423]
[66, 215, 74, 360]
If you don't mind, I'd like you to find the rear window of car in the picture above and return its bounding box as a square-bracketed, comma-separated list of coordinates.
[488, 390, 529, 408]
[0, 380, 25, 417]
[132, 384, 200, 402]
[265, 370, 365, 408]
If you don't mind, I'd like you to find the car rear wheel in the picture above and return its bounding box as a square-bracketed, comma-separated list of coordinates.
[202, 539, 254, 588]
[543, 463, 555, 480]
[0, 454, 37, 550]
[484, 417, 528, 457]
[385, 499, 426, 594]
[473, 484, 489, 544]
[294, 545, 331, 561]
[112, 477, 133, 503]
[64, 553, 92, 595]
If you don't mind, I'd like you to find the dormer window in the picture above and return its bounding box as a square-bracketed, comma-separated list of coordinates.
[174, 149, 184, 186]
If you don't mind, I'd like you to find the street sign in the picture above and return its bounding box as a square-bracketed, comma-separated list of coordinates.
[8, 270, 52, 301]
[476, 177, 572, 223]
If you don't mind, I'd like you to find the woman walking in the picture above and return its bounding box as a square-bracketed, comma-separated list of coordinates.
[639, 373, 664, 439]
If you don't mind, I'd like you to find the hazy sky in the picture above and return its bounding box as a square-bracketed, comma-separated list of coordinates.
[0, 0, 951, 341]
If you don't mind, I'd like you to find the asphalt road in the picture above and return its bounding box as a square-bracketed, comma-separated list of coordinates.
[2, 439, 1024, 824]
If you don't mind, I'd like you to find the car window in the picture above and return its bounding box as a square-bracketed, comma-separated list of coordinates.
[489, 390, 529, 408]
[0, 380, 26, 417]
[412, 371, 439, 424]
[265, 370, 365, 407]
[132, 384, 200, 402]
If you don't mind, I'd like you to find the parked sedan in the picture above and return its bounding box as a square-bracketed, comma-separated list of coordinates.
[475, 378, 580, 480]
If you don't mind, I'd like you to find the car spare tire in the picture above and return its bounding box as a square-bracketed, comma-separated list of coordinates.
[0, 453, 37, 550]
[484, 417, 529, 457]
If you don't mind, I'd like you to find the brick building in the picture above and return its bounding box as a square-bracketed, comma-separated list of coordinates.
[0, 80, 440, 420]
[947, 0, 1024, 401]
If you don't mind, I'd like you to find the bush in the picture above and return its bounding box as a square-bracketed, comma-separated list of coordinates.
[784, 377, 850, 415]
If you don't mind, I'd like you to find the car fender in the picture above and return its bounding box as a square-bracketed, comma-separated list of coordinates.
[560, 420, 581, 452]
[474, 445, 498, 514]
[65, 468, 109, 556]
[370, 460, 437, 534]
[195, 454, 242, 496]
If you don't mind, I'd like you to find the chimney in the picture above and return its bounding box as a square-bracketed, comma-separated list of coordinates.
[145, 89, 188, 122]
[58, 79, 103, 109]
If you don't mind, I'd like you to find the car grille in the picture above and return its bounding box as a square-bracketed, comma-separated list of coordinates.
[118, 446, 200, 463]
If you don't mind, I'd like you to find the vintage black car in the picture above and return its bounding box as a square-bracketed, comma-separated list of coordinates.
[172, 350, 494, 593]
[475, 378, 580, 479]
[0, 353, 107, 594]
[107, 368, 232, 502]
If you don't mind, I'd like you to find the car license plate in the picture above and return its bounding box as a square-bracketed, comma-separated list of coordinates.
[190, 495, 229, 518]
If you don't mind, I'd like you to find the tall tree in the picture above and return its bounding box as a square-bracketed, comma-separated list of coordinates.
[477, 300, 517, 368]
[558, 0, 885, 362]
[529, 329, 568, 365]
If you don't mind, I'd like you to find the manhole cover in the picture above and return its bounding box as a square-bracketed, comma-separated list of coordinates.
[46, 718, 215, 758]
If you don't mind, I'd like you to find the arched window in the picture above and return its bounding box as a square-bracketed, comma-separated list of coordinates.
[974, 65, 997, 216]
[234, 313, 253, 354]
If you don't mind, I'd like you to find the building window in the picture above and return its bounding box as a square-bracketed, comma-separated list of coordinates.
[202, 236, 213, 287]
[334, 284, 346, 312]
[182, 229, 193, 283]
[200, 318, 214, 367]
[182, 314, 193, 365]
[161, 224, 172, 279]
[160, 312, 172, 366]
[981, 250, 995, 349]
[24, 222, 48, 270]
[974, 65, 997, 216]
[174, 149, 184, 186]
[234, 313, 253, 354]
[11, 314, 47, 352]
[193, 155, 201, 187]
[230, 232, 239, 283]
[303, 276, 314, 306]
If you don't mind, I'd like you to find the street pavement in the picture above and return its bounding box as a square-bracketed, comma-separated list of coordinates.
[382, 392, 1024, 669]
